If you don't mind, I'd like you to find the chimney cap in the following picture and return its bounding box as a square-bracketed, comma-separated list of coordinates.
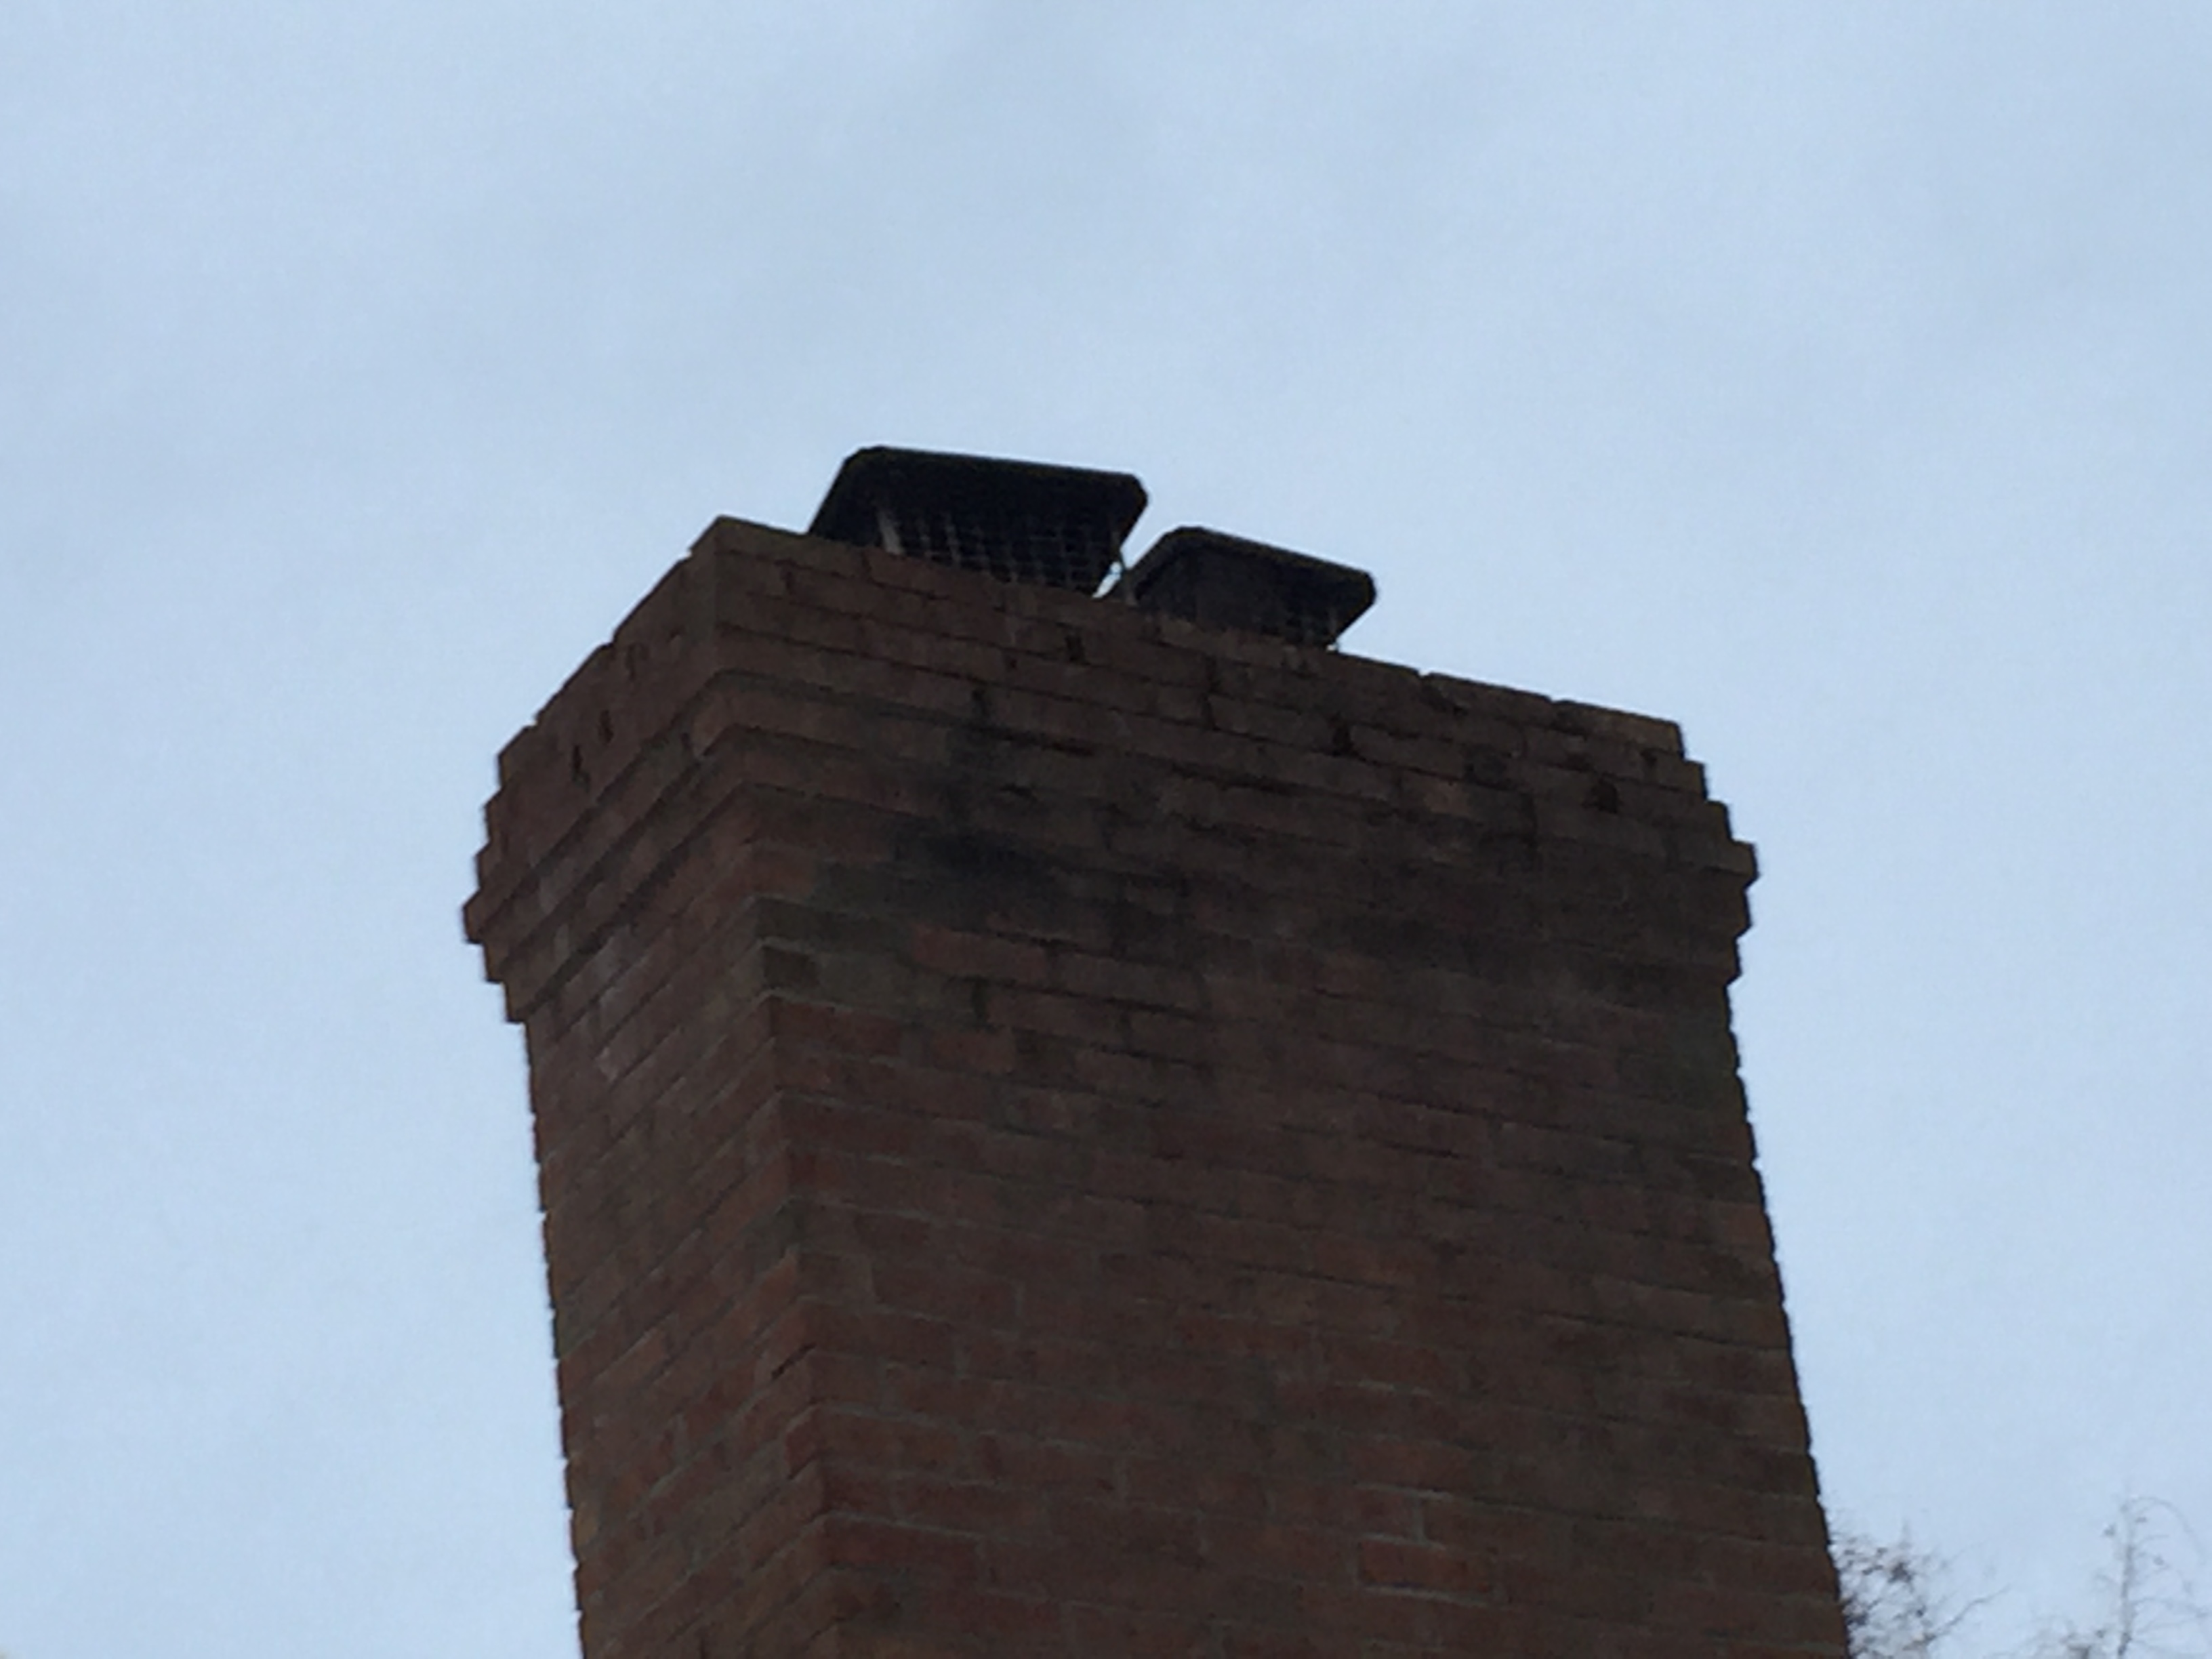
[1118, 526, 1376, 647]
[808, 446, 1149, 594]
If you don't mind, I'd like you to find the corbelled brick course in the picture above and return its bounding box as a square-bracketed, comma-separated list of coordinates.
[466, 513, 1845, 1657]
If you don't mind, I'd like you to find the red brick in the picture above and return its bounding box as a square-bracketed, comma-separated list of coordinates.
[468, 512, 1841, 1657]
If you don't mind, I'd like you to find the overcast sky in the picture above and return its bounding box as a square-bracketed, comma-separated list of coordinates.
[4, 5, 2207, 1654]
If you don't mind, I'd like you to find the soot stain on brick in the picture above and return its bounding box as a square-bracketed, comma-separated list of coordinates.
[894, 821, 1065, 935]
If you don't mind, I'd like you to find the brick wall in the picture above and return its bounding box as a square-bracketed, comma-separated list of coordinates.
[465, 514, 1846, 1657]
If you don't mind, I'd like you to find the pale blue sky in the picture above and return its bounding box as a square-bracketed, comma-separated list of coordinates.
[4, 5, 2207, 1654]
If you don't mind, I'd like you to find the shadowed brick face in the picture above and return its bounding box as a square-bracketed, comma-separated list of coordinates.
[465, 516, 1846, 1657]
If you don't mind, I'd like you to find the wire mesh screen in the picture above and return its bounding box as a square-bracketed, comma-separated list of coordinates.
[811, 448, 1147, 596]
[872, 499, 1126, 593]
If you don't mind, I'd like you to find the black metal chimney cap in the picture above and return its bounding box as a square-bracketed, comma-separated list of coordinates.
[808, 446, 1149, 594]
[1118, 527, 1376, 647]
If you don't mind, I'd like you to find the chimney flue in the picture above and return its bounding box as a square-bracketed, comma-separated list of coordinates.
[1117, 525, 1376, 647]
[807, 445, 1147, 594]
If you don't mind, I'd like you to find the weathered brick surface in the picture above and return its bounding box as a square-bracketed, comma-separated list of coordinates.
[468, 515, 1845, 1657]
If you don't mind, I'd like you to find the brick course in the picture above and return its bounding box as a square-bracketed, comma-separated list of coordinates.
[467, 514, 1845, 1656]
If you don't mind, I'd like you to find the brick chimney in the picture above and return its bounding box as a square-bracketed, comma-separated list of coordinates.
[464, 449, 1845, 1657]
